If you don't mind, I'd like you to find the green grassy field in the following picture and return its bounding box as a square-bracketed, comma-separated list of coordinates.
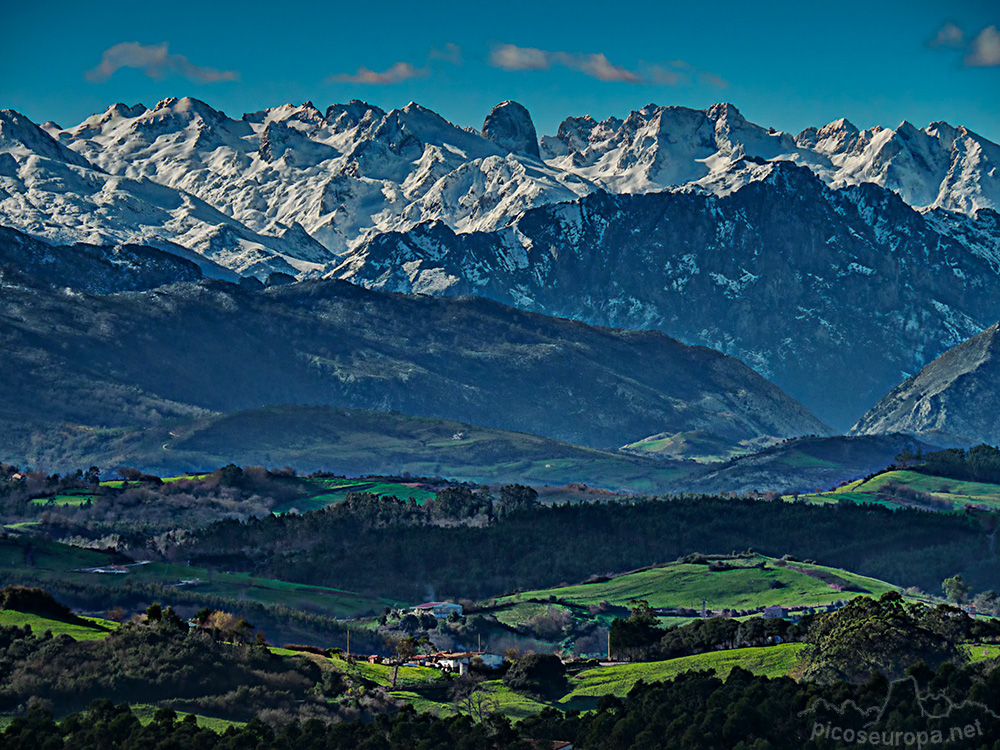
[389, 644, 806, 719]
[271, 477, 438, 514]
[130, 704, 246, 732]
[0, 534, 402, 619]
[391, 680, 550, 721]
[30, 489, 96, 507]
[496, 555, 907, 613]
[559, 643, 806, 710]
[326, 654, 447, 689]
[791, 470, 1000, 511]
[0, 609, 117, 640]
[963, 643, 1000, 662]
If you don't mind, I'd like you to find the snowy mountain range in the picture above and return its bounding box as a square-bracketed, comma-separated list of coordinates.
[2, 97, 997, 280]
[4, 96, 1000, 428]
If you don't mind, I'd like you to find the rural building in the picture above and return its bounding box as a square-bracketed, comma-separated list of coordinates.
[431, 651, 504, 674]
[411, 601, 463, 618]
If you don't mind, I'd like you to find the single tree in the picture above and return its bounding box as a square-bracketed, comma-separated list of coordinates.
[942, 574, 972, 605]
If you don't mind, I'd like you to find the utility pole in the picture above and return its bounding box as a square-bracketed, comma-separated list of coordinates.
[607, 630, 611, 661]
[346, 629, 350, 659]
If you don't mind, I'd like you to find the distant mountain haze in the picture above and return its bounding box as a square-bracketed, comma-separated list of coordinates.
[0, 245, 829, 471]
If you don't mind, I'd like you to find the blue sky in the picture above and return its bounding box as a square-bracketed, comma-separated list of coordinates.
[2, 0, 997, 142]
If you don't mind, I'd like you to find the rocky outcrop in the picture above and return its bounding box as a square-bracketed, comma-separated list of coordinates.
[851, 323, 1000, 446]
[482, 101, 540, 158]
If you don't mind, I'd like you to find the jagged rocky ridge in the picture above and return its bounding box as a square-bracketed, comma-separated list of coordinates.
[1, 98, 996, 281]
[0, 226, 202, 293]
[851, 322, 1000, 446]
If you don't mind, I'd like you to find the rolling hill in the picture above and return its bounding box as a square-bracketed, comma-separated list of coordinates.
[0, 274, 829, 472]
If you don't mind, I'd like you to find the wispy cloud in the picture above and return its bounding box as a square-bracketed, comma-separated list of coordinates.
[966, 25, 1000, 67]
[698, 72, 730, 89]
[327, 61, 428, 84]
[928, 21, 965, 48]
[490, 44, 640, 81]
[555, 52, 643, 83]
[490, 44, 549, 71]
[429, 42, 463, 65]
[928, 22, 1000, 67]
[490, 44, 726, 87]
[328, 44, 462, 85]
[86, 42, 238, 83]
[647, 66, 688, 86]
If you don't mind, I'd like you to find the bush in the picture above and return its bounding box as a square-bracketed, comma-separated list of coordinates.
[503, 653, 567, 698]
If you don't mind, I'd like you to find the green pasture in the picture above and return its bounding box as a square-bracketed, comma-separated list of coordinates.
[327, 654, 447, 689]
[498, 556, 901, 612]
[29, 489, 96, 507]
[791, 470, 1000, 511]
[559, 643, 806, 710]
[271, 477, 438, 514]
[129, 704, 246, 732]
[963, 643, 1000, 662]
[0, 609, 116, 641]
[391, 680, 549, 721]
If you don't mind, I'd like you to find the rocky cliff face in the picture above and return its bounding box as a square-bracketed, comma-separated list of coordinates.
[851, 323, 1000, 446]
[482, 101, 540, 158]
[332, 162, 1000, 429]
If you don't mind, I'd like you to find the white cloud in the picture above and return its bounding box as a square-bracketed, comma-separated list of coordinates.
[490, 44, 724, 87]
[928, 21, 965, 48]
[86, 42, 238, 83]
[491, 44, 641, 81]
[966, 25, 1000, 67]
[555, 52, 643, 83]
[328, 45, 461, 85]
[327, 61, 427, 84]
[490, 44, 550, 71]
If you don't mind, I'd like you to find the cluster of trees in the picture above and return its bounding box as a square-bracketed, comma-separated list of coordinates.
[185, 491, 998, 602]
[899, 444, 1000, 485]
[610, 592, 1000, 677]
[797, 592, 997, 683]
[609, 600, 807, 662]
[10, 465, 314, 550]
[0, 465, 99, 505]
[942, 574, 1000, 615]
[0, 600, 393, 725]
[7, 660, 1000, 749]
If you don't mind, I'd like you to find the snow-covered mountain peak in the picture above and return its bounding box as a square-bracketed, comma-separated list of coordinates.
[706, 101, 746, 127]
[324, 100, 385, 133]
[481, 100, 540, 158]
[245, 102, 325, 130]
[0, 109, 92, 167]
[797, 118, 862, 154]
[4, 97, 998, 282]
